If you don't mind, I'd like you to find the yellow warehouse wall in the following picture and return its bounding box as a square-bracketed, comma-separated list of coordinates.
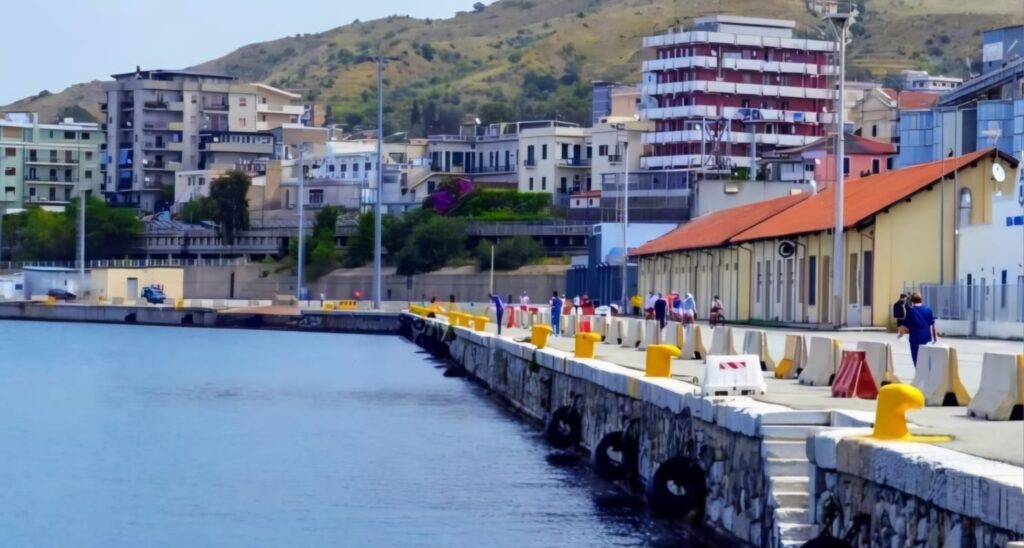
[91, 268, 185, 302]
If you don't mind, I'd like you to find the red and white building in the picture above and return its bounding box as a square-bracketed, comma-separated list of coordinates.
[640, 15, 837, 174]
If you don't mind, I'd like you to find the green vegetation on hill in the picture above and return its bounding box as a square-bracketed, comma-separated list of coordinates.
[5, 0, 1020, 127]
[0, 197, 142, 262]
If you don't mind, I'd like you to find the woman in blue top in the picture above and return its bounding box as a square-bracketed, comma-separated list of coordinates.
[903, 292, 937, 366]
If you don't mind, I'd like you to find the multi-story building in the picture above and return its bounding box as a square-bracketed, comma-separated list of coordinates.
[762, 132, 897, 186]
[0, 113, 104, 212]
[518, 122, 591, 202]
[640, 15, 836, 174]
[847, 86, 898, 143]
[592, 81, 642, 123]
[900, 70, 963, 92]
[982, 25, 1024, 75]
[424, 122, 521, 193]
[103, 68, 301, 212]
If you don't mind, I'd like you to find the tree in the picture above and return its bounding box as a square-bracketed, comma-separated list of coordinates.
[208, 170, 251, 242]
[396, 216, 467, 275]
[473, 1, 486, 11]
[66, 196, 144, 259]
[6, 197, 142, 261]
[475, 236, 542, 270]
[410, 100, 422, 126]
[179, 197, 216, 224]
[478, 102, 515, 125]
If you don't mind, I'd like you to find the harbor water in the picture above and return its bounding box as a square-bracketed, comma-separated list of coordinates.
[0, 322, 703, 547]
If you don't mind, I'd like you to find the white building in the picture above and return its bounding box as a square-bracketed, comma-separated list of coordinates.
[518, 122, 591, 202]
[900, 70, 963, 92]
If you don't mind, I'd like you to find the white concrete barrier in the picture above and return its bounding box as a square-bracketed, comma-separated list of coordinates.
[799, 336, 839, 386]
[639, 320, 664, 350]
[967, 353, 1024, 420]
[621, 318, 644, 348]
[707, 325, 737, 358]
[741, 330, 775, 372]
[561, 314, 577, 337]
[605, 318, 623, 345]
[911, 345, 971, 407]
[682, 324, 707, 360]
[702, 355, 767, 397]
[774, 334, 806, 379]
[855, 341, 900, 388]
[663, 321, 683, 349]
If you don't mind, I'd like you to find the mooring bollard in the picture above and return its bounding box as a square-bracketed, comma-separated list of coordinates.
[472, 316, 488, 332]
[531, 324, 553, 349]
[646, 344, 682, 377]
[574, 332, 602, 359]
[872, 384, 924, 440]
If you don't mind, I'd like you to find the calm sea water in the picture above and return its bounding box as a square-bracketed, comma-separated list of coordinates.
[0, 322, 700, 547]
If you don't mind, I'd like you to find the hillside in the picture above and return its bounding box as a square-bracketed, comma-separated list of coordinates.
[4, 0, 1021, 131]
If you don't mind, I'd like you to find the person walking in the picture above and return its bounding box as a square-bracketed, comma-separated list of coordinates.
[903, 292, 937, 366]
[550, 291, 563, 337]
[489, 293, 505, 335]
[892, 293, 908, 339]
[520, 291, 530, 306]
[644, 291, 657, 320]
[680, 293, 697, 325]
[572, 294, 582, 315]
[670, 291, 683, 321]
[709, 296, 725, 327]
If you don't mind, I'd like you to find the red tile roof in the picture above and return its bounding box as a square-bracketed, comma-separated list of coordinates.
[898, 91, 941, 110]
[732, 148, 1011, 243]
[774, 133, 896, 157]
[571, 190, 601, 198]
[631, 192, 809, 256]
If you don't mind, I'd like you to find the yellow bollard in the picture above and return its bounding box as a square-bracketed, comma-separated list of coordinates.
[472, 316, 488, 332]
[531, 324, 553, 349]
[46, 295, 57, 306]
[174, 298, 184, 310]
[322, 301, 336, 311]
[574, 332, 602, 359]
[449, 312, 463, 327]
[646, 344, 682, 377]
[870, 384, 950, 442]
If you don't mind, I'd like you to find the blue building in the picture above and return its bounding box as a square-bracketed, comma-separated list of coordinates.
[982, 25, 1024, 75]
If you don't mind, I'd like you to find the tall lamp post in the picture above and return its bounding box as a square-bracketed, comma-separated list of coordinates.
[826, 9, 851, 329]
[371, 56, 395, 310]
[295, 142, 307, 301]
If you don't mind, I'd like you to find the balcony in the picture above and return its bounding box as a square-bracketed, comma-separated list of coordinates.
[142, 141, 168, 151]
[25, 176, 77, 185]
[256, 103, 304, 115]
[143, 161, 182, 171]
[166, 141, 185, 152]
[27, 195, 71, 205]
[558, 158, 591, 168]
[607, 154, 623, 164]
[524, 158, 537, 167]
[202, 101, 229, 111]
[143, 100, 169, 110]
[26, 155, 77, 166]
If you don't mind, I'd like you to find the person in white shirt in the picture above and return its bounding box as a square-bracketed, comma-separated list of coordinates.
[644, 291, 657, 320]
[520, 291, 530, 306]
[572, 294, 581, 315]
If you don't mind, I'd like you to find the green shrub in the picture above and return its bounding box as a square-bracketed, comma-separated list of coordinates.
[475, 236, 543, 271]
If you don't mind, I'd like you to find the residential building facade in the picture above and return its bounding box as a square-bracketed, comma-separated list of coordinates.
[102, 68, 301, 212]
[592, 81, 642, 123]
[518, 122, 591, 203]
[0, 113, 104, 211]
[763, 133, 897, 187]
[900, 70, 963, 92]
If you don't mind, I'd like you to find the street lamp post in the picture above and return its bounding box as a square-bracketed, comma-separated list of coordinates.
[826, 10, 850, 329]
[373, 56, 386, 310]
[296, 142, 306, 301]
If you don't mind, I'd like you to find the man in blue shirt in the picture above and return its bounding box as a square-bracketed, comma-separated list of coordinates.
[903, 292, 937, 366]
[550, 291, 563, 336]
[489, 293, 505, 335]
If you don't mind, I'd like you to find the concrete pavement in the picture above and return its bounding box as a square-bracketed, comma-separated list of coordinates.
[486, 319, 1023, 466]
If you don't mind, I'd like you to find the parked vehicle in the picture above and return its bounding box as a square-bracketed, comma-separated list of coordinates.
[46, 288, 76, 301]
[141, 286, 167, 304]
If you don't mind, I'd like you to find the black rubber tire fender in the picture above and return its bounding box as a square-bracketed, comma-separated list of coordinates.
[594, 431, 639, 481]
[648, 456, 706, 519]
[545, 406, 583, 449]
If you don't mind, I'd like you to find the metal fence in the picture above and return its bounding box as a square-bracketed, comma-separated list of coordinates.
[907, 282, 1024, 334]
[0, 257, 255, 270]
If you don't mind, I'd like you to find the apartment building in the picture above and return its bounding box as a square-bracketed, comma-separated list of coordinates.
[592, 81, 642, 123]
[103, 68, 301, 212]
[518, 122, 591, 202]
[900, 70, 963, 92]
[0, 113, 104, 211]
[640, 15, 836, 173]
[424, 122, 521, 195]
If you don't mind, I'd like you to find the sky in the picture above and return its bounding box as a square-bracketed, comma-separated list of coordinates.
[0, 0, 493, 105]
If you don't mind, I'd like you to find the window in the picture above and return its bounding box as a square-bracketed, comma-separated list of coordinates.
[871, 124, 878, 138]
[353, 163, 360, 173]
[541, 144, 548, 160]
[190, 95, 197, 104]
[365, 162, 372, 172]
[64, 188, 71, 201]
[82, 133, 91, 140]
[529, 177, 534, 191]
[29, 187, 36, 197]
[4, 147, 15, 157]
[239, 97, 247, 107]
[807, 255, 817, 306]
[959, 188, 972, 226]
[84, 170, 93, 180]
[238, 118, 247, 128]
[4, 167, 14, 176]
[309, 189, 323, 204]
[872, 159, 880, 174]
[328, 164, 336, 172]
[64, 131, 76, 140]
[843, 157, 850, 175]
[805, 163, 815, 172]
[541, 177, 546, 191]
[560, 177, 568, 193]
[776, 259, 783, 302]
[599, 145, 609, 156]
[886, 157, 894, 170]
[526, 145, 535, 163]
[560, 143, 568, 159]
[84, 151, 93, 161]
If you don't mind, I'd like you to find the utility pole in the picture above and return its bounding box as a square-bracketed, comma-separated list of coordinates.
[621, 139, 630, 311]
[78, 133, 86, 285]
[373, 56, 385, 310]
[827, 9, 850, 329]
[296, 143, 306, 301]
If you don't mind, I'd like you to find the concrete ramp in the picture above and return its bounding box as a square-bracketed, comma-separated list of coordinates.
[911, 345, 971, 407]
[798, 337, 838, 386]
[620, 318, 644, 349]
[774, 334, 806, 379]
[742, 329, 775, 371]
[682, 324, 707, 360]
[639, 320, 664, 350]
[967, 353, 1024, 420]
[855, 340, 900, 388]
[707, 326, 737, 358]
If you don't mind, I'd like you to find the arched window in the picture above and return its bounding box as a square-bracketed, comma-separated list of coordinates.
[959, 188, 972, 226]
